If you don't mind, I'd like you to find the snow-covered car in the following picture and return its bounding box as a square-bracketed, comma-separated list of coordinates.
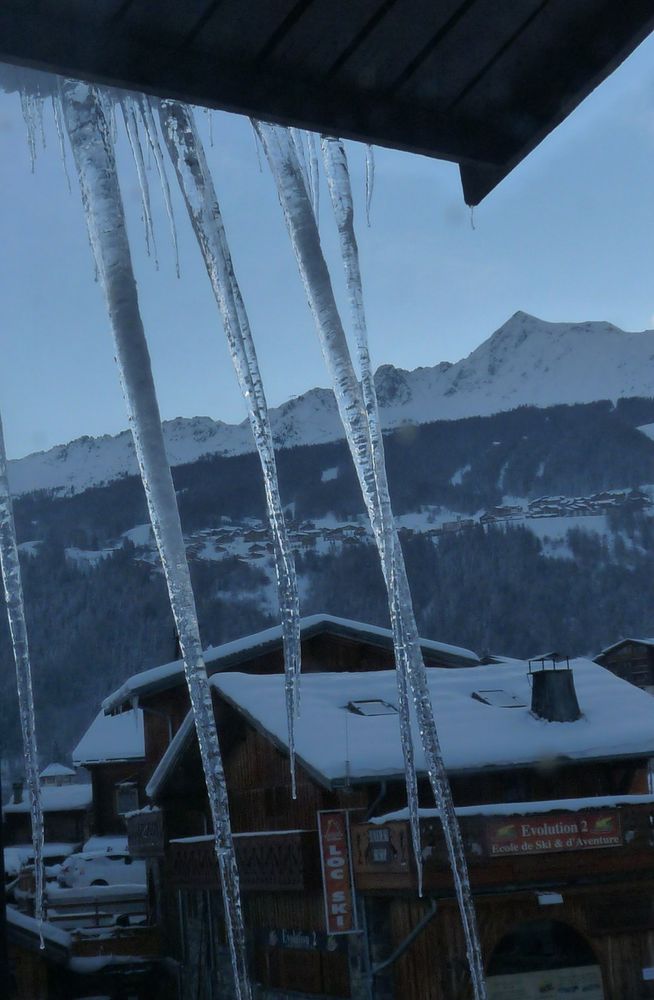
[57, 850, 146, 888]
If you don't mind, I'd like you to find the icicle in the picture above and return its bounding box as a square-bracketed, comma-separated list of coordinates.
[257, 122, 487, 999]
[290, 128, 311, 197]
[138, 96, 181, 278]
[0, 414, 45, 936]
[59, 79, 251, 1000]
[20, 91, 37, 172]
[51, 94, 72, 192]
[307, 131, 320, 221]
[321, 132, 486, 1000]
[159, 100, 302, 797]
[253, 120, 421, 881]
[365, 144, 375, 227]
[250, 121, 264, 173]
[120, 95, 158, 266]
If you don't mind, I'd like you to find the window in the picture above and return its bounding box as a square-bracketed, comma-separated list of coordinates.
[115, 781, 139, 816]
[347, 699, 397, 716]
[471, 689, 526, 708]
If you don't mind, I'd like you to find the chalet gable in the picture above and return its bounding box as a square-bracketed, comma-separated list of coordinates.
[102, 614, 481, 714]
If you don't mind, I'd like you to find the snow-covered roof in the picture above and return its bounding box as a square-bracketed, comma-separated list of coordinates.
[4, 784, 92, 814]
[73, 708, 145, 765]
[372, 793, 654, 824]
[6, 905, 71, 953]
[203, 659, 654, 786]
[40, 763, 76, 779]
[103, 614, 480, 713]
[595, 637, 654, 659]
[83, 835, 128, 854]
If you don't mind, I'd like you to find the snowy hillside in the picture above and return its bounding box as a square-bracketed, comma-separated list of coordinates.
[9, 312, 654, 497]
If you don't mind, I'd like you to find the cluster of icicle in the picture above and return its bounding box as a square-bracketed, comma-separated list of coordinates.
[10, 69, 486, 998]
[56, 79, 253, 999]
[253, 124, 487, 999]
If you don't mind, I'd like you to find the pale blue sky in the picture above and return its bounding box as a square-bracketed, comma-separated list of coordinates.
[2, 35, 654, 459]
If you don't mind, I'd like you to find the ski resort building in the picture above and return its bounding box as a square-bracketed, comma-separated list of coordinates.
[116, 644, 654, 1000]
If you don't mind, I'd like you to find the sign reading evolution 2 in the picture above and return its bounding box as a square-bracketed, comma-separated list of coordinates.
[318, 810, 358, 935]
[486, 810, 622, 858]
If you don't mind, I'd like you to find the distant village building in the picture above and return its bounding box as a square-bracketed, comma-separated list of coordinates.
[72, 708, 146, 836]
[3, 772, 92, 848]
[38, 763, 76, 787]
[593, 638, 654, 693]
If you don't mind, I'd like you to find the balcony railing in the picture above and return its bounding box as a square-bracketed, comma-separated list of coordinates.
[167, 830, 321, 892]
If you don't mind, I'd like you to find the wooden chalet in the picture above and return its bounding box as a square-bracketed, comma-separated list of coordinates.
[72, 706, 146, 837]
[132, 651, 654, 1000]
[3, 776, 92, 849]
[594, 638, 654, 694]
[99, 614, 480, 794]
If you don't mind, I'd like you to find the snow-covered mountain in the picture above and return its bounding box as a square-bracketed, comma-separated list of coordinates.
[9, 312, 654, 497]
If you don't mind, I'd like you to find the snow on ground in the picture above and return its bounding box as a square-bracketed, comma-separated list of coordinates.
[449, 464, 471, 486]
[65, 546, 115, 566]
[321, 466, 338, 482]
[122, 523, 153, 546]
[18, 539, 41, 556]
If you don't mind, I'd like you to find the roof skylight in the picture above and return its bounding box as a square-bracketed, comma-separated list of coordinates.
[471, 689, 526, 708]
[347, 699, 398, 717]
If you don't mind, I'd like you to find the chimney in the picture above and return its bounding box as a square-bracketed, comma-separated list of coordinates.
[529, 655, 581, 723]
[12, 781, 23, 805]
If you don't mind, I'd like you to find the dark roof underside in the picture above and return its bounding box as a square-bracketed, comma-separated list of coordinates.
[1, 1, 653, 203]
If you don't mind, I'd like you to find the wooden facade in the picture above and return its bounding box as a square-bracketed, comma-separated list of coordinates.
[595, 639, 654, 692]
[143, 678, 654, 1000]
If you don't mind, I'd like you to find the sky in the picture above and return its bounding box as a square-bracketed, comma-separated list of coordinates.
[2, 36, 654, 459]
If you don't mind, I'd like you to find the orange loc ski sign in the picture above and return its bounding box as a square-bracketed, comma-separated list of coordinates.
[318, 810, 357, 935]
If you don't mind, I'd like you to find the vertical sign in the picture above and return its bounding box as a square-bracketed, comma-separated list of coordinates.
[318, 810, 357, 935]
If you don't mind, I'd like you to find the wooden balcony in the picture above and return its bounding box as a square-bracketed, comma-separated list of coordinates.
[167, 830, 321, 892]
[351, 798, 654, 893]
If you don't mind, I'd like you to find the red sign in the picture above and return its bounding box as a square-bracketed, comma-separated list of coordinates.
[318, 810, 357, 935]
[486, 809, 622, 857]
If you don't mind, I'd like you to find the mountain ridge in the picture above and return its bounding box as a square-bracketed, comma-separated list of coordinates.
[10, 312, 654, 497]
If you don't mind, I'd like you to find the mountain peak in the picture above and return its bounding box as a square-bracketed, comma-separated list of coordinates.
[9, 314, 654, 498]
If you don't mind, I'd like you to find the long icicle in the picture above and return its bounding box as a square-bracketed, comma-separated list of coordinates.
[321, 134, 486, 995]
[253, 121, 422, 891]
[0, 413, 45, 933]
[157, 99, 302, 797]
[365, 144, 375, 226]
[307, 131, 320, 221]
[59, 78, 251, 1000]
[256, 122, 487, 999]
